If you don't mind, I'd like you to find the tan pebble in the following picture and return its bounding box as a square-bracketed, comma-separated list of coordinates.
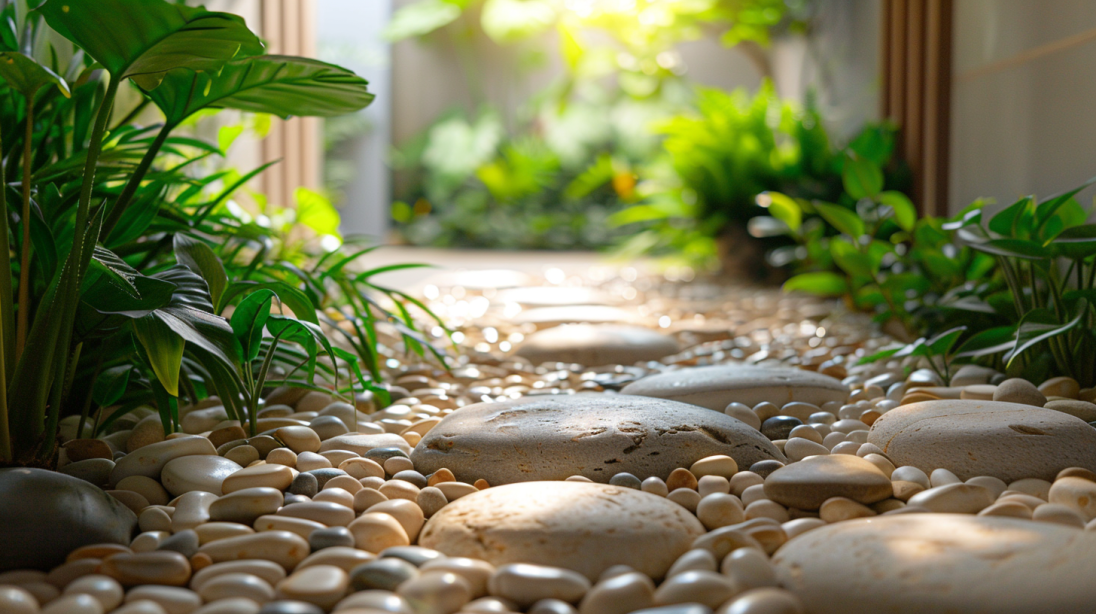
[189, 598, 257, 614]
[714, 587, 805, 614]
[566, 475, 593, 483]
[196, 573, 274, 604]
[1032, 503, 1086, 528]
[690, 456, 739, 480]
[781, 518, 827, 539]
[110, 436, 217, 487]
[871, 499, 906, 514]
[667, 488, 701, 512]
[224, 445, 260, 467]
[128, 416, 167, 452]
[1008, 478, 1052, 500]
[1057, 467, 1096, 482]
[276, 564, 354, 609]
[474, 479, 490, 490]
[360, 476, 386, 490]
[46, 558, 102, 588]
[209, 487, 283, 524]
[398, 570, 473, 614]
[978, 501, 1033, 519]
[275, 426, 321, 454]
[437, 481, 478, 501]
[296, 547, 375, 572]
[16, 582, 58, 606]
[667, 468, 699, 492]
[366, 499, 425, 541]
[194, 522, 255, 545]
[189, 553, 213, 572]
[907, 483, 994, 514]
[197, 531, 311, 570]
[578, 571, 654, 614]
[819, 497, 876, 523]
[422, 557, 496, 598]
[720, 547, 777, 591]
[117, 476, 171, 507]
[253, 515, 326, 539]
[428, 468, 457, 487]
[697, 494, 745, 530]
[698, 475, 731, 497]
[41, 594, 103, 614]
[741, 485, 768, 506]
[691, 527, 762, 560]
[339, 457, 385, 480]
[320, 450, 358, 466]
[745, 500, 789, 523]
[325, 475, 364, 494]
[62, 575, 123, 610]
[861, 454, 895, 478]
[724, 404, 762, 430]
[652, 570, 737, 608]
[667, 549, 717, 577]
[333, 591, 413, 611]
[140, 507, 174, 533]
[965, 476, 1007, 499]
[0, 585, 41, 614]
[855, 443, 885, 458]
[100, 551, 191, 587]
[783, 438, 829, 463]
[418, 487, 449, 518]
[997, 493, 1047, 510]
[354, 487, 389, 513]
[348, 513, 411, 553]
[131, 531, 170, 552]
[929, 468, 961, 487]
[730, 472, 764, 497]
[960, 385, 997, 401]
[208, 426, 247, 449]
[379, 479, 420, 501]
[1048, 477, 1096, 521]
[314, 488, 355, 509]
[265, 448, 297, 467]
[189, 560, 286, 592]
[891, 481, 925, 502]
[171, 492, 219, 533]
[641, 477, 669, 497]
[1039, 376, 1080, 399]
[740, 523, 787, 556]
[384, 456, 415, 475]
[277, 501, 354, 526]
[294, 451, 331, 472]
[108, 490, 150, 514]
[787, 425, 823, 445]
[122, 586, 201, 614]
[488, 563, 591, 608]
[295, 391, 334, 414]
[891, 466, 930, 489]
[66, 543, 131, 563]
[221, 464, 293, 494]
[993, 378, 1047, 406]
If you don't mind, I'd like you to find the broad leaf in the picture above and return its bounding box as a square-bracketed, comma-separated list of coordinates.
[37, 0, 263, 89]
[1052, 224, 1096, 260]
[220, 281, 318, 324]
[955, 326, 1017, 359]
[147, 55, 373, 127]
[384, 0, 462, 41]
[1005, 306, 1085, 366]
[927, 326, 966, 355]
[0, 51, 70, 97]
[230, 289, 275, 362]
[988, 196, 1033, 239]
[813, 202, 865, 238]
[759, 191, 801, 232]
[174, 234, 228, 310]
[968, 238, 1050, 261]
[830, 237, 874, 278]
[878, 191, 916, 231]
[133, 312, 185, 396]
[842, 156, 883, 200]
[784, 272, 847, 296]
[92, 364, 134, 407]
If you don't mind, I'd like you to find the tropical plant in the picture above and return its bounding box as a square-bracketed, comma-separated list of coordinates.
[0, 0, 403, 465]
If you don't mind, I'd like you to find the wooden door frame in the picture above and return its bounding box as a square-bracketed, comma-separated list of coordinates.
[881, 0, 953, 216]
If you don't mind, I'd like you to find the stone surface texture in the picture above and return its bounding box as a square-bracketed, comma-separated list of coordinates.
[621, 365, 848, 410]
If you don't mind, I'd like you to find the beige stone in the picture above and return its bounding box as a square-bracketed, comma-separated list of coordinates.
[1050, 477, 1096, 521]
[196, 573, 274, 604]
[208, 487, 283, 524]
[318, 433, 411, 456]
[907, 483, 994, 514]
[763, 455, 893, 510]
[515, 324, 678, 366]
[488, 563, 590, 607]
[275, 565, 348, 610]
[347, 513, 410, 553]
[653, 570, 737, 608]
[110, 437, 216, 487]
[189, 560, 286, 592]
[197, 531, 311, 570]
[397, 570, 474, 614]
[221, 464, 293, 494]
[160, 456, 242, 497]
[621, 364, 849, 410]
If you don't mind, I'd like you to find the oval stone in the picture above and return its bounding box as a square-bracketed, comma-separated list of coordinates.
[763, 455, 893, 510]
[514, 324, 679, 366]
[773, 514, 1096, 613]
[109, 436, 217, 487]
[412, 395, 784, 485]
[868, 400, 1096, 481]
[161, 456, 242, 497]
[621, 365, 848, 410]
[419, 481, 705, 581]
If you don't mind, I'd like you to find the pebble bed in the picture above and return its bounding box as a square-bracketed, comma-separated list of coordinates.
[4, 266, 1096, 614]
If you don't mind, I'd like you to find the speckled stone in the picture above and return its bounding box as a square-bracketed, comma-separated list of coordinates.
[515, 324, 679, 366]
[868, 400, 1096, 481]
[773, 514, 1096, 614]
[621, 365, 848, 411]
[413, 395, 783, 485]
[419, 481, 705, 581]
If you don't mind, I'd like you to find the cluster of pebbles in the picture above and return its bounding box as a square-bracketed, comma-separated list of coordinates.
[5, 269, 1096, 614]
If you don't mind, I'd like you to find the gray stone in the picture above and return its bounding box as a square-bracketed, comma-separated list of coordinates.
[773, 514, 1096, 614]
[0, 468, 137, 571]
[515, 324, 679, 366]
[59, 458, 115, 486]
[309, 527, 355, 551]
[760, 416, 801, 440]
[349, 558, 419, 592]
[303, 468, 347, 489]
[380, 546, 445, 567]
[318, 433, 410, 456]
[290, 472, 318, 497]
[412, 395, 784, 484]
[867, 400, 1096, 482]
[419, 481, 706, 582]
[621, 365, 848, 411]
[257, 602, 325, 614]
[158, 529, 200, 558]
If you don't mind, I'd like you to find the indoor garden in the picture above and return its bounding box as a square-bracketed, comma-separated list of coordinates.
[3, 0, 1096, 613]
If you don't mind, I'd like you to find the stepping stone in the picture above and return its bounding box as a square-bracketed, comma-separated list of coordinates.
[411, 395, 784, 485]
[427, 269, 535, 290]
[497, 286, 612, 307]
[867, 400, 1096, 482]
[763, 454, 894, 510]
[511, 305, 636, 327]
[773, 514, 1096, 614]
[621, 364, 848, 410]
[515, 324, 679, 366]
[419, 481, 705, 581]
[0, 468, 137, 571]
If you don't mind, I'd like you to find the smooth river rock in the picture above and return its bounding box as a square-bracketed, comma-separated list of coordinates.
[868, 400, 1096, 481]
[160, 455, 242, 497]
[621, 365, 848, 410]
[419, 481, 706, 581]
[0, 468, 137, 571]
[515, 324, 679, 366]
[412, 395, 784, 484]
[763, 455, 893, 510]
[318, 433, 411, 456]
[109, 436, 217, 487]
[773, 514, 1096, 613]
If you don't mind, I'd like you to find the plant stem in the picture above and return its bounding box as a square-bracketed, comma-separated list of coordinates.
[0, 311, 9, 463]
[100, 122, 173, 240]
[0, 115, 14, 383]
[15, 89, 35, 359]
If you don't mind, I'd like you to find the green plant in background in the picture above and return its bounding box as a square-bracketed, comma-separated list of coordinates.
[0, 0, 441, 466]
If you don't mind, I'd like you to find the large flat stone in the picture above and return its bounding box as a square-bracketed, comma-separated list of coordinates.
[773, 514, 1096, 614]
[515, 324, 679, 366]
[411, 394, 785, 484]
[867, 399, 1096, 481]
[621, 364, 848, 410]
[0, 468, 137, 571]
[419, 481, 705, 581]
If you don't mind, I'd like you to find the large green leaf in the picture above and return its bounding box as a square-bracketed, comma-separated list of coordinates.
[955, 326, 1017, 359]
[174, 234, 228, 310]
[133, 313, 184, 396]
[230, 289, 275, 363]
[0, 51, 70, 97]
[813, 202, 865, 238]
[37, 0, 263, 89]
[842, 156, 883, 200]
[784, 272, 848, 296]
[1052, 224, 1096, 260]
[384, 0, 462, 41]
[1005, 306, 1085, 366]
[147, 55, 373, 127]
